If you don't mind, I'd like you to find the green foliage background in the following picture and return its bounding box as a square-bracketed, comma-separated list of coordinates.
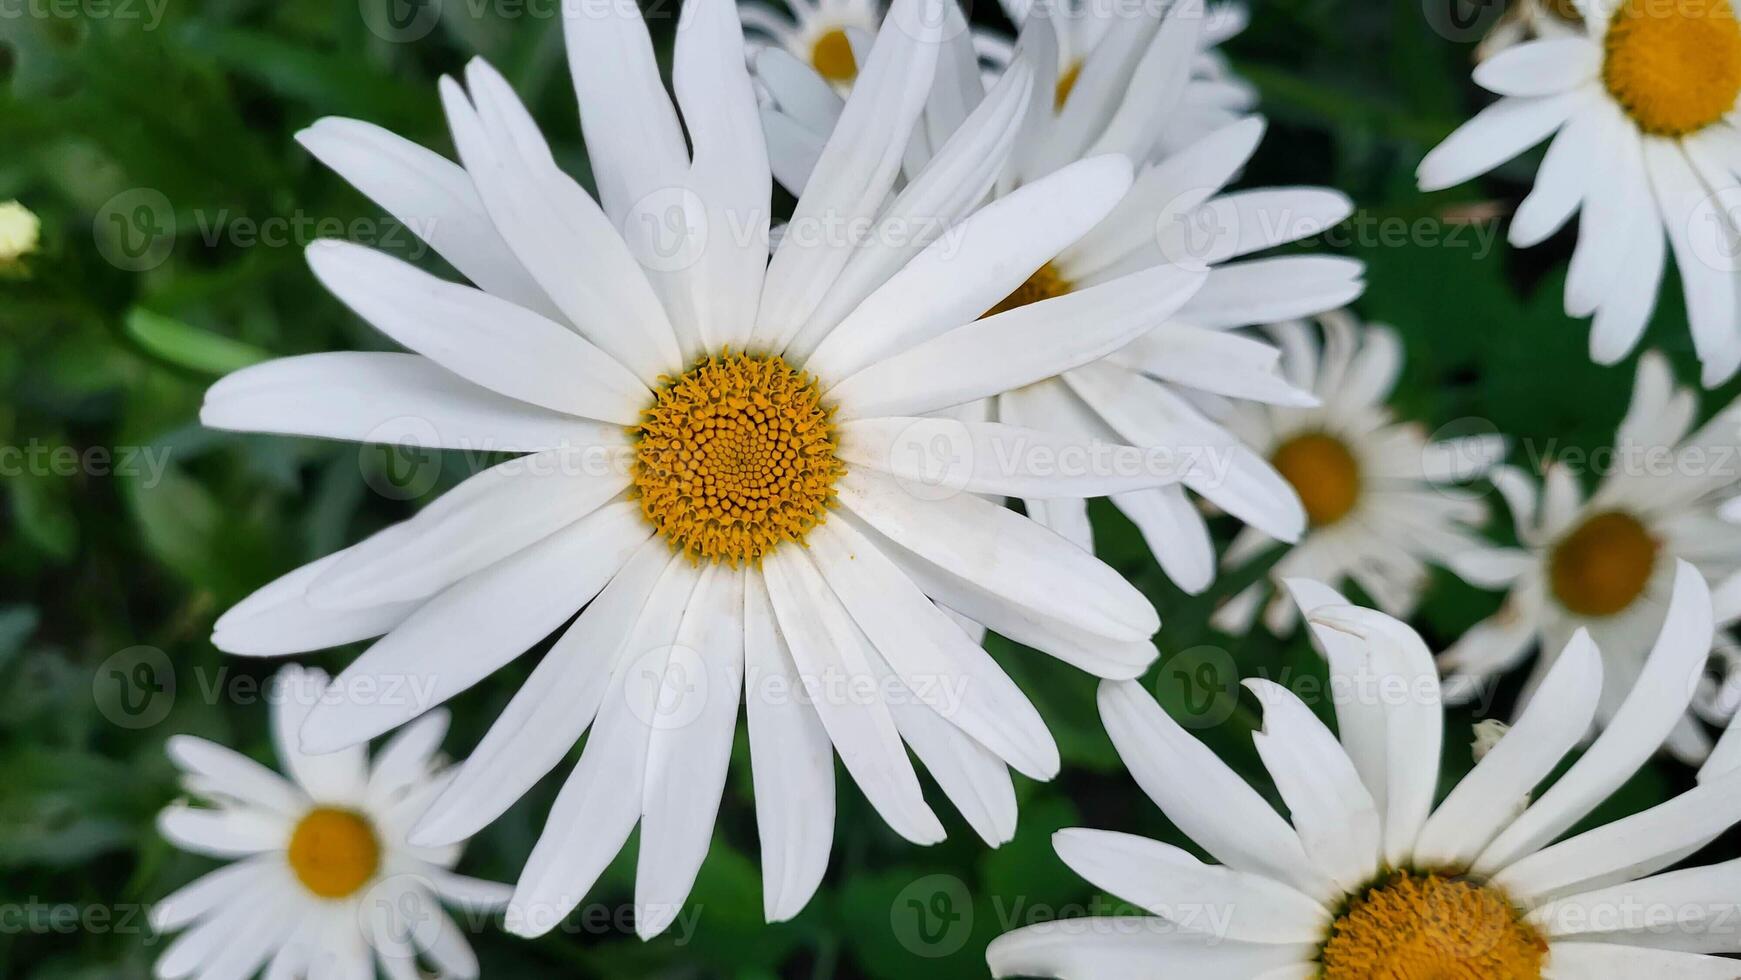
[2, 0, 1737, 976]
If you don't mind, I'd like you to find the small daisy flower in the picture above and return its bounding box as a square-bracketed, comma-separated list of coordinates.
[1420, 0, 1741, 385]
[740, 0, 1013, 99]
[0, 200, 40, 268]
[1212, 312, 1507, 635]
[1440, 351, 1741, 762]
[204, 0, 1197, 939]
[989, 563, 1741, 979]
[152, 665, 509, 980]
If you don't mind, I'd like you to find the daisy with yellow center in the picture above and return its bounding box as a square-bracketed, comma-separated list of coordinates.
[1213, 313, 1506, 635]
[990, 565, 1741, 979]
[1422, 0, 1741, 385]
[201, 0, 1205, 940]
[827, 0, 1364, 599]
[1439, 352, 1741, 763]
[152, 665, 509, 979]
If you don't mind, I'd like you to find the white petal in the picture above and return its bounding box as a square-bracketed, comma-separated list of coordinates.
[299, 501, 650, 754]
[211, 545, 418, 657]
[1098, 680, 1332, 900]
[635, 566, 746, 939]
[439, 65, 683, 383]
[1542, 942, 1741, 978]
[837, 416, 1187, 500]
[1413, 631, 1603, 868]
[305, 446, 630, 609]
[837, 467, 1157, 642]
[1179, 256, 1365, 329]
[505, 555, 701, 938]
[167, 735, 306, 817]
[157, 804, 288, 859]
[201, 352, 615, 452]
[409, 536, 669, 847]
[1052, 828, 1332, 944]
[1476, 561, 1714, 875]
[1113, 486, 1217, 595]
[744, 571, 836, 922]
[802, 153, 1132, 378]
[1473, 38, 1601, 97]
[1417, 90, 1592, 192]
[829, 262, 1208, 419]
[1510, 99, 1603, 247]
[808, 519, 1059, 779]
[270, 664, 368, 803]
[294, 117, 558, 318]
[761, 546, 947, 845]
[305, 240, 649, 425]
[755, 0, 944, 350]
[987, 918, 1315, 979]
[151, 855, 280, 931]
[364, 709, 449, 807]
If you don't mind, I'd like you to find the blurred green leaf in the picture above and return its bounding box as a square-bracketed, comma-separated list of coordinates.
[124, 308, 269, 376]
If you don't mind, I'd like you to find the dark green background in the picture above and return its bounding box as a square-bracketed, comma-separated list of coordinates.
[2, 0, 1734, 976]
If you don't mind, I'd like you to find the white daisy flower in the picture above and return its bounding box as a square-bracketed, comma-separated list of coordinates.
[1419, 0, 1741, 386]
[1440, 351, 1741, 762]
[756, 0, 1257, 196]
[202, 0, 1197, 940]
[989, 563, 1741, 979]
[939, 0, 1364, 596]
[740, 0, 1013, 100]
[152, 665, 510, 980]
[1211, 311, 1507, 635]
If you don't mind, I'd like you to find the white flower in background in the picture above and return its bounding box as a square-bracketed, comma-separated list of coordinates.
[0, 200, 40, 266]
[739, 0, 1012, 100]
[1420, 0, 1741, 386]
[201, 0, 1202, 939]
[755, 0, 1256, 196]
[990, 565, 1741, 979]
[1440, 352, 1741, 762]
[1212, 312, 1506, 635]
[153, 665, 509, 980]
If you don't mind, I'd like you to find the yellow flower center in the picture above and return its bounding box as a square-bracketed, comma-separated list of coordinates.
[1270, 432, 1362, 527]
[1055, 61, 1084, 110]
[985, 262, 1073, 318]
[634, 352, 842, 566]
[1549, 509, 1658, 617]
[811, 28, 858, 84]
[1603, 0, 1741, 136]
[1321, 872, 1548, 980]
[287, 807, 380, 900]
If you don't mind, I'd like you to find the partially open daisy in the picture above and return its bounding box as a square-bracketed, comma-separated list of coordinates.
[1440, 352, 1741, 762]
[1420, 0, 1741, 385]
[989, 564, 1741, 979]
[152, 665, 509, 980]
[202, 0, 1198, 939]
[1212, 312, 1507, 634]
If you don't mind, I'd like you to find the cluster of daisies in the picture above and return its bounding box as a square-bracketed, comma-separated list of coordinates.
[156, 0, 1741, 975]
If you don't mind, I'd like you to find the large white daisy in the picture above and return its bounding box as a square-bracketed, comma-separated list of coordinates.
[1420, 0, 1741, 385]
[1440, 351, 1741, 762]
[988, 563, 1741, 979]
[152, 665, 510, 980]
[1212, 311, 1507, 635]
[202, 0, 1199, 940]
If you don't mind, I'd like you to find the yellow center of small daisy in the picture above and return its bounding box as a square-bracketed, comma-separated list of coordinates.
[986, 262, 1073, 317]
[1270, 432, 1362, 527]
[1055, 61, 1084, 110]
[633, 352, 842, 566]
[811, 28, 858, 83]
[1549, 509, 1659, 617]
[287, 807, 381, 900]
[1321, 872, 1548, 980]
[1603, 0, 1741, 136]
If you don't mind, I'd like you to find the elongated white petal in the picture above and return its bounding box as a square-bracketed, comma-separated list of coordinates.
[987, 918, 1316, 979]
[167, 735, 306, 817]
[201, 352, 616, 452]
[1542, 942, 1741, 978]
[744, 572, 836, 922]
[1473, 38, 1601, 97]
[830, 263, 1208, 419]
[1417, 89, 1592, 192]
[306, 241, 650, 424]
